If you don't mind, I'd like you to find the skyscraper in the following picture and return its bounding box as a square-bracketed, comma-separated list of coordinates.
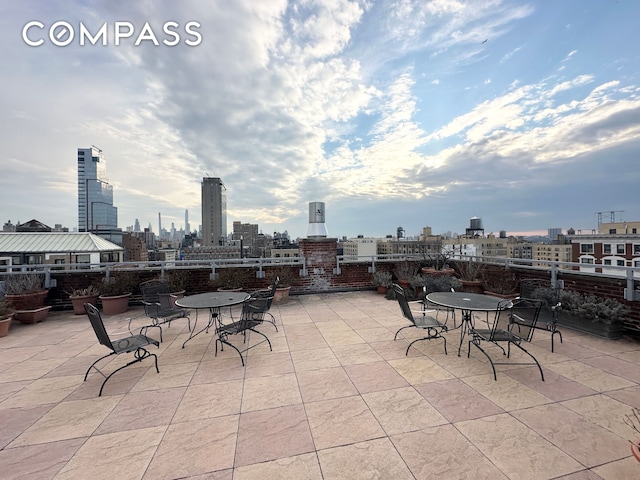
[77, 146, 118, 235]
[201, 177, 227, 246]
[185, 209, 190, 235]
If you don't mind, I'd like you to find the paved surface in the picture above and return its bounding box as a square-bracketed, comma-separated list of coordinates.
[1, 291, 639, 479]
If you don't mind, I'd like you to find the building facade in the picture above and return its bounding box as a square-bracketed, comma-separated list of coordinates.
[77, 146, 121, 244]
[201, 177, 227, 247]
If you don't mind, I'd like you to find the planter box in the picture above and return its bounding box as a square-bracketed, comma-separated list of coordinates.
[555, 311, 623, 340]
[273, 286, 291, 304]
[14, 306, 51, 324]
[5, 290, 48, 310]
[0, 314, 12, 337]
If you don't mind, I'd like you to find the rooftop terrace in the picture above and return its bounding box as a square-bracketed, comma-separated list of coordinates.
[1, 291, 639, 479]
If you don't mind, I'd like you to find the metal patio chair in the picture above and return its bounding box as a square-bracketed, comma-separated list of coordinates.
[84, 303, 159, 396]
[468, 297, 544, 381]
[393, 284, 448, 355]
[140, 279, 190, 342]
[215, 292, 273, 366]
[249, 276, 279, 331]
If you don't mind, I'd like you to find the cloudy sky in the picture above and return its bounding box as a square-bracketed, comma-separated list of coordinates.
[1, 0, 639, 240]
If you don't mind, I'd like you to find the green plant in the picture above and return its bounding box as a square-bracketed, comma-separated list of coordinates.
[371, 270, 392, 288]
[98, 271, 137, 297]
[0, 300, 14, 318]
[411, 273, 462, 293]
[68, 285, 100, 297]
[3, 273, 46, 294]
[394, 261, 418, 280]
[452, 259, 486, 281]
[481, 268, 520, 295]
[165, 270, 188, 292]
[531, 287, 630, 325]
[266, 266, 299, 288]
[214, 268, 251, 289]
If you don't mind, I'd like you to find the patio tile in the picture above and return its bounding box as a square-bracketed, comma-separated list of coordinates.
[317, 437, 414, 480]
[305, 395, 385, 449]
[143, 415, 238, 479]
[191, 358, 246, 384]
[0, 357, 68, 383]
[130, 361, 198, 392]
[0, 437, 86, 480]
[290, 347, 341, 371]
[296, 366, 358, 402]
[241, 373, 302, 412]
[367, 339, 423, 360]
[512, 403, 630, 467]
[561, 394, 638, 438]
[591, 456, 640, 479]
[234, 453, 322, 480]
[391, 424, 509, 479]
[0, 375, 83, 408]
[388, 356, 455, 384]
[55, 426, 165, 480]
[414, 378, 504, 423]
[362, 386, 447, 435]
[553, 470, 604, 479]
[235, 404, 315, 467]
[605, 385, 640, 409]
[332, 343, 384, 365]
[344, 361, 408, 393]
[0, 404, 54, 449]
[172, 381, 242, 422]
[545, 360, 636, 392]
[461, 373, 552, 411]
[96, 387, 185, 434]
[505, 366, 598, 401]
[580, 354, 640, 383]
[244, 352, 294, 378]
[456, 413, 583, 479]
[8, 396, 121, 447]
[0, 380, 30, 403]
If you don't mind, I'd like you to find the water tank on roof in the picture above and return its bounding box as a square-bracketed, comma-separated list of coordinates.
[470, 217, 483, 230]
[307, 202, 328, 238]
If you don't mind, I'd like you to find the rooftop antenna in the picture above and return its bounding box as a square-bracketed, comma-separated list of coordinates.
[596, 210, 625, 224]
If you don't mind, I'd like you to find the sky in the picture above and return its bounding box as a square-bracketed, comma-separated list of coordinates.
[1, 0, 639, 240]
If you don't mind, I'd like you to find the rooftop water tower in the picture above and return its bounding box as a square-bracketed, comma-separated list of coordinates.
[465, 216, 484, 238]
[306, 202, 328, 238]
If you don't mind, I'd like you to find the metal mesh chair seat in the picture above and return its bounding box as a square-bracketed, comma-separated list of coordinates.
[468, 297, 544, 381]
[393, 284, 448, 356]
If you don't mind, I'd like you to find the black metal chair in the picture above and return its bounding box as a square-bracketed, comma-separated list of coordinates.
[249, 276, 279, 331]
[420, 286, 457, 327]
[468, 297, 544, 381]
[393, 284, 448, 355]
[215, 292, 273, 366]
[140, 279, 190, 342]
[84, 303, 159, 396]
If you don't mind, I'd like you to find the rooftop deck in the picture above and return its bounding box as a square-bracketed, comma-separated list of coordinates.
[1, 291, 639, 479]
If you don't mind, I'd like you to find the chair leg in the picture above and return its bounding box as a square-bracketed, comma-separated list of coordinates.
[95, 348, 158, 396]
[405, 329, 447, 356]
[469, 340, 497, 381]
[84, 352, 116, 381]
[512, 343, 545, 381]
[551, 329, 563, 353]
[394, 325, 413, 341]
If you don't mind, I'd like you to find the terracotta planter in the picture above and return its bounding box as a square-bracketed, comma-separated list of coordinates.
[421, 267, 455, 277]
[99, 293, 131, 315]
[460, 279, 485, 294]
[5, 290, 48, 310]
[484, 291, 519, 300]
[376, 286, 388, 295]
[397, 279, 410, 290]
[14, 306, 51, 324]
[217, 287, 243, 292]
[70, 295, 99, 315]
[273, 286, 291, 304]
[632, 441, 640, 463]
[0, 314, 13, 337]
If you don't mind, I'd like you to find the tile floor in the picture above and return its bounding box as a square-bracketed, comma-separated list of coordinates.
[1, 291, 639, 479]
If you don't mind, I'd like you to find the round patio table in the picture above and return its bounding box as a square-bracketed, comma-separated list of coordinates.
[176, 292, 250, 348]
[426, 292, 508, 356]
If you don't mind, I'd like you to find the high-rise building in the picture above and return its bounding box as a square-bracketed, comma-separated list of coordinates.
[185, 209, 190, 235]
[201, 177, 227, 246]
[77, 147, 119, 243]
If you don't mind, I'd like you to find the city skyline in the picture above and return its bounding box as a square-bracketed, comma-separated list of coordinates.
[1, 1, 639, 239]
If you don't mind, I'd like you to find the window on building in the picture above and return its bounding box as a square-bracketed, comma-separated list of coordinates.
[581, 257, 594, 264]
[633, 228, 637, 234]
[603, 259, 612, 265]
[609, 228, 616, 234]
[633, 244, 640, 255]
[616, 244, 625, 255]
[580, 244, 594, 254]
[617, 260, 625, 266]
[603, 244, 612, 254]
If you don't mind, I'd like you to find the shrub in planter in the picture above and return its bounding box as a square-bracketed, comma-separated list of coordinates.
[266, 266, 300, 303]
[371, 271, 392, 293]
[211, 268, 252, 291]
[98, 271, 137, 315]
[3, 273, 50, 323]
[68, 285, 100, 315]
[0, 300, 14, 337]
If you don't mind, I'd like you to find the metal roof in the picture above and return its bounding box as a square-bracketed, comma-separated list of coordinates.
[0, 232, 123, 253]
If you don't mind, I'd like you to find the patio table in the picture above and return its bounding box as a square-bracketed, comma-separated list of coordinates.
[426, 292, 506, 356]
[176, 291, 249, 349]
